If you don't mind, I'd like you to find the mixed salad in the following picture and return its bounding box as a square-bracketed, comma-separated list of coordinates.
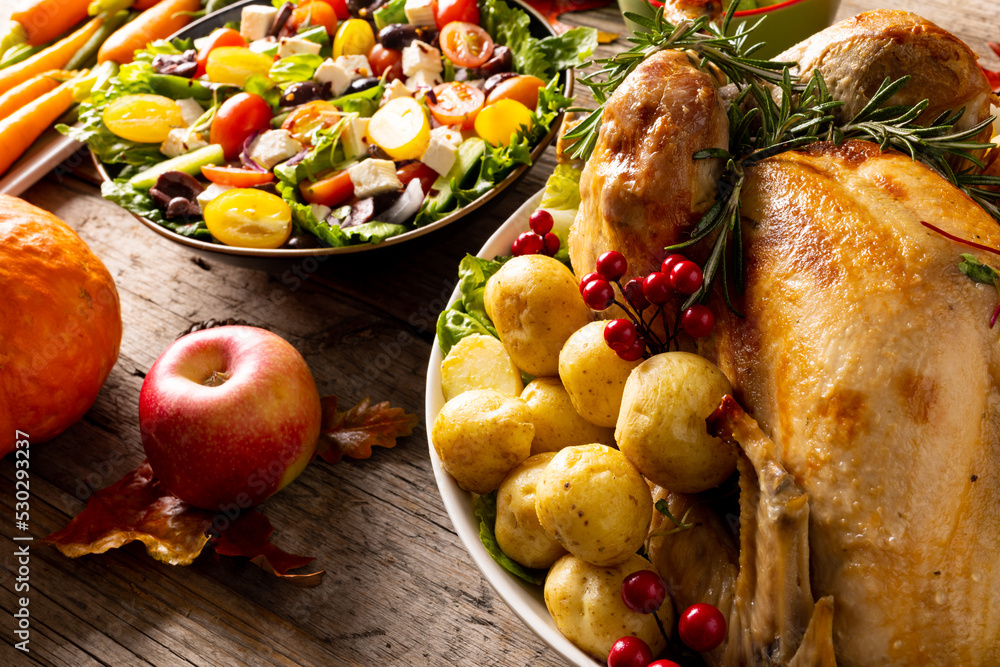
[62, 0, 595, 249]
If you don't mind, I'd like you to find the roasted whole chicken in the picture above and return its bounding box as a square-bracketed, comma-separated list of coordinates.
[569, 10, 1000, 666]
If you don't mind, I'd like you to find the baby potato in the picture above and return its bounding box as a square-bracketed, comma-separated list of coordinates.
[495, 452, 567, 569]
[432, 389, 534, 494]
[441, 334, 523, 401]
[558, 321, 642, 427]
[535, 444, 652, 567]
[544, 553, 673, 661]
[484, 255, 593, 377]
[521, 378, 615, 455]
[616, 352, 737, 493]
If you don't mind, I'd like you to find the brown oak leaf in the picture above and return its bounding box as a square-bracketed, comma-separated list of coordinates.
[213, 511, 324, 587]
[316, 396, 418, 464]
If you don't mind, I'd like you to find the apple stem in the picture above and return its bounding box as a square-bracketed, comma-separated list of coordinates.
[203, 371, 230, 387]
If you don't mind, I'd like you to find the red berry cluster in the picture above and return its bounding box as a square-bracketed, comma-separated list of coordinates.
[608, 570, 726, 666]
[578, 251, 716, 362]
[512, 210, 560, 257]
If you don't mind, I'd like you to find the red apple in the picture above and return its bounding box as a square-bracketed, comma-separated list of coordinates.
[139, 326, 322, 511]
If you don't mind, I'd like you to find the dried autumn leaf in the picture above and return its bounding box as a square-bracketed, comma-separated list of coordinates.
[43, 461, 215, 566]
[213, 511, 324, 587]
[316, 396, 418, 464]
[523, 0, 617, 41]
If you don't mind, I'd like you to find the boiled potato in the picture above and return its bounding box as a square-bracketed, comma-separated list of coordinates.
[558, 321, 642, 427]
[617, 352, 737, 493]
[441, 334, 523, 401]
[495, 452, 567, 569]
[535, 444, 652, 566]
[432, 389, 534, 494]
[484, 255, 592, 376]
[521, 378, 615, 455]
[544, 553, 673, 661]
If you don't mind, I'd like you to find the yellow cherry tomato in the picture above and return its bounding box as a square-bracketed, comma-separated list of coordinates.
[333, 18, 375, 58]
[102, 94, 185, 144]
[203, 189, 293, 249]
[474, 99, 533, 147]
[205, 46, 274, 86]
[366, 97, 430, 160]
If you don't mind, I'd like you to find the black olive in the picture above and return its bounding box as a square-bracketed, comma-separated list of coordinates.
[377, 23, 418, 50]
[280, 81, 322, 107]
[150, 171, 204, 211]
[165, 196, 202, 220]
[285, 234, 321, 249]
[270, 2, 295, 37]
[152, 50, 197, 78]
[346, 76, 379, 95]
[479, 46, 513, 77]
[483, 71, 518, 98]
[252, 182, 280, 195]
[342, 197, 375, 227]
[367, 144, 391, 160]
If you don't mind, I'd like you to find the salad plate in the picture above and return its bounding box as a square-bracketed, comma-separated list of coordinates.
[83, 0, 580, 259]
[425, 189, 599, 667]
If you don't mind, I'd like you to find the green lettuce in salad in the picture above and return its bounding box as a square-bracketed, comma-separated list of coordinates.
[473, 491, 546, 586]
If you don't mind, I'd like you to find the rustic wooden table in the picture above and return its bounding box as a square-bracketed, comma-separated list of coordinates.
[1, 0, 997, 665]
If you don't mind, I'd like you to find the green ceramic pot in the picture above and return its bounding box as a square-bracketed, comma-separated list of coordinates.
[619, 0, 842, 59]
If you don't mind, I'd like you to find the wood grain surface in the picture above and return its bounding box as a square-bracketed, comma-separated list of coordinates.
[1, 1, 997, 665]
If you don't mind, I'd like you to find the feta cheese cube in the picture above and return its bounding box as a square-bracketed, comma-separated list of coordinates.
[314, 58, 351, 97]
[430, 125, 463, 147]
[383, 78, 412, 103]
[348, 159, 403, 198]
[196, 183, 235, 207]
[334, 55, 372, 81]
[160, 128, 208, 158]
[404, 0, 436, 27]
[405, 68, 442, 91]
[420, 131, 457, 175]
[310, 203, 332, 222]
[278, 36, 322, 59]
[176, 98, 205, 127]
[248, 129, 304, 169]
[401, 40, 442, 77]
[341, 117, 370, 159]
[240, 5, 277, 42]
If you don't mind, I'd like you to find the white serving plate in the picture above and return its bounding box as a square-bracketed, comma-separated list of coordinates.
[424, 190, 600, 667]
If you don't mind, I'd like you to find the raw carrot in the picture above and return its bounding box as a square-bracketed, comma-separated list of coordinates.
[0, 68, 70, 119]
[134, 0, 165, 9]
[97, 0, 200, 65]
[0, 78, 74, 175]
[10, 0, 92, 47]
[0, 17, 101, 96]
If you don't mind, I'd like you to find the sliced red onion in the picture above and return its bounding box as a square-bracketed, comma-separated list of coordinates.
[240, 131, 268, 172]
[379, 178, 423, 225]
[285, 149, 308, 167]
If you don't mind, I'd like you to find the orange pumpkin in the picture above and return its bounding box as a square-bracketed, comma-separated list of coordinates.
[0, 195, 122, 457]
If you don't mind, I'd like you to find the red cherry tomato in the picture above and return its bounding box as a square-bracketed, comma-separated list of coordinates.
[289, 0, 338, 35]
[195, 28, 246, 78]
[368, 44, 403, 81]
[312, 0, 349, 19]
[396, 162, 438, 193]
[300, 169, 354, 207]
[210, 93, 273, 160]
[439, 21, 493, 68]
[201, 165, 275, 187]
[434, 0, 479, 28]
[428, 81, 485, 130]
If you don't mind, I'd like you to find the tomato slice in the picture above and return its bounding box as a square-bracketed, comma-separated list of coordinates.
[281, 100, 343, 144]
[439, 21, 493, 68]
[300, 170, 354, 207]
[289, 0, 338, 35]
[397, 162, 438, 193]
[428, 81, 485, 130]
[313, 0, 349, 20]
[202, 165, 275, 187]
[434, 0, 479, 29]
[195, 28, 247, 79]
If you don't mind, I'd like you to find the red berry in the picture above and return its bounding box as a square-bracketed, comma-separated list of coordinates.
[617, 337, 645, 361]
[679, 603, 727, 653]
[604, 319, 637, 351]
[529, 209, 554, 235]
[660, 253, 687, 276]
[513, 231, 543, 256]
[648, 661, 682, 667]
[621, 570, 667, 614]
[681, 305, 715, 338]
[670, 260, 703, 295]
[582, 278, 615, 311]
[642, 271, 673, 306]
[596, 250, 628, 281]
[623, 278, 649, 311]
[543, 232, 560, 256]
[579, 271, 601, 294]
[607, 636, 652, 667]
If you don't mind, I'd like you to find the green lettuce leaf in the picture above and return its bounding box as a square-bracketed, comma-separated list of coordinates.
[343, 221, 408, 244]
[436, 254, 509, 354]
[330, 81, 385, 116]
[244, 73, 281, 111]
[473, 492, 545, 586]
[540, 163, 583, 210]
[276, 180, 348, 247]
[270, 54, 324, 84]
[959, 253, 1000, 285]
[274, 117, 351, 185]
[101, 180, 213, 241]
